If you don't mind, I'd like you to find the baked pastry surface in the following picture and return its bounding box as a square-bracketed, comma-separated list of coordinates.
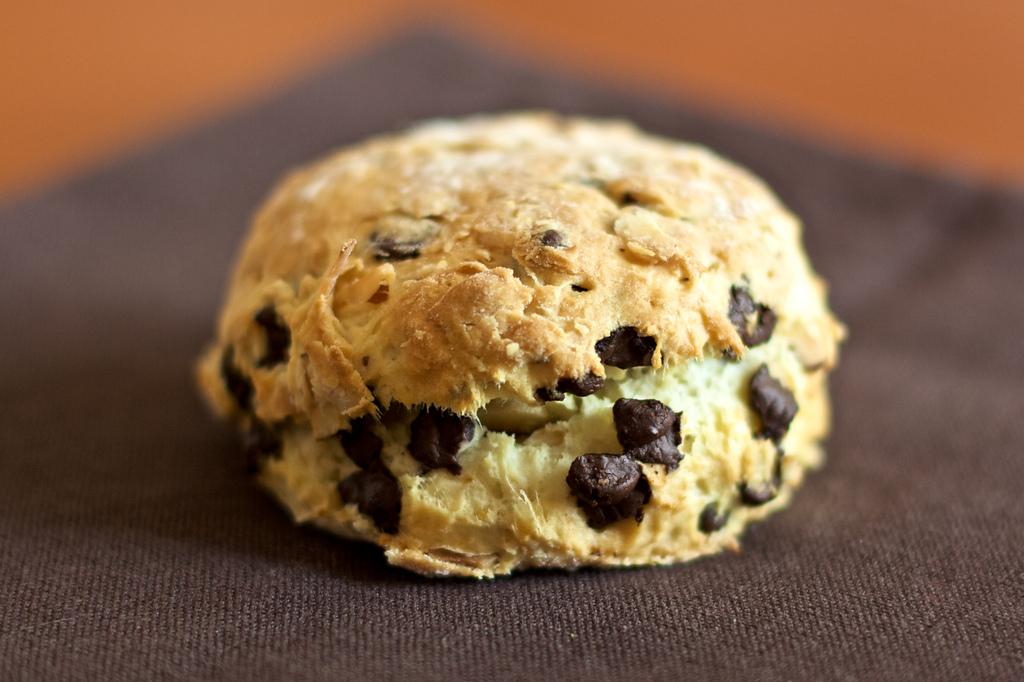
[197, 112, 844, 577]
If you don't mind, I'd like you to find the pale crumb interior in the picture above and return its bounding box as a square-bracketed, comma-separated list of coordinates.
[258, 334, 829, 578]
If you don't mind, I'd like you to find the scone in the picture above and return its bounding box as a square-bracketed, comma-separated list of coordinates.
[197, 112, 844, 578]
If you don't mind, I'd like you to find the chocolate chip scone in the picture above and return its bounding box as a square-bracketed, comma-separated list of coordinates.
[197, 112, 845, 578]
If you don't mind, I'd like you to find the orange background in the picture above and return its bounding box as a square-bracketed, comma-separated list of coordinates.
[2, 0, 1022, 202]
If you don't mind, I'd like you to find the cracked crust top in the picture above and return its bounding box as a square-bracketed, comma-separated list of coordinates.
[197, 112, 844, 436]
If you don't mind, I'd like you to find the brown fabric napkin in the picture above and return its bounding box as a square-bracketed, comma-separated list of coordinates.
[2, 32, 1022, 681]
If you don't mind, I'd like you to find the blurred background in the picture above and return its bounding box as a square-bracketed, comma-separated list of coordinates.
[2, 0, 1022, 203]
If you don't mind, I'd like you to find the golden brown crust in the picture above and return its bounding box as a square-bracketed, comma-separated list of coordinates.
[197, 112, 843, 425]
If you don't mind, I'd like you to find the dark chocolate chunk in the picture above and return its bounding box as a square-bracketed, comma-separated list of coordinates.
[561, 372, 605, 396]
[338, 469, 402, 534]
[739, 450, 783, 506]
[698, 503, 728, 533]
[613, 398, 677, 449]
[628, 436, 683, 468]
[746, 307, 777, 346]
[728, 286, 777, 348]
[379, 401, 411, 426]
[338, 417, 383, 471]
[728, 286, 756, 325]
[595, 327, 657, 368]
[749, 364, 799, 442]
[241, 420, 281, 474]
[566, 454, 642, 505]
[221, 346, 253, 412]
[539, 229, 565, 248]
[254, 305, 290, 367]
[537, 372, 606, 402]
[576, 479, 651, 528]
[566, 455, 652, 529]
[739, 481, 778, 506]
[570, 284, 589, 292]
[613, 397, 683, 469]
[535, 386, 564, 402]
[408, 408, 475, 475]
[370, 234, 423, 261]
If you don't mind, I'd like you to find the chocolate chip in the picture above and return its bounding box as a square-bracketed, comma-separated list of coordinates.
[566, 454, 652, 528]
[739, 450, 783, 506]
[749, 364, 798, 442]
[254, 305, 290, 367]
[408, 408, 475, 475]
[577, 481, 651, 528]
[626, 430, 683, 469]
[595, 327, 657, 368]
[698, 503, 728, 533]
[612, 398, 683, 469]
[728, 286, 777, 348]
[379, 401, 411, 426]
[570, 284, 589, 292]
[338, 417, 383, 471]
[221, 346, 253, 412]
[539, 229, 565, 248]
[566, 454, 641, 505]
[748, 308, 777, 346]
[241, 420, 281, 474]
[370, 234, 423, 261]
[338, 469, 402, 534]
[535, 386, 563, 402]
[562, 372, 604, 396]
[632, 430, 683, 466]
[739, 481, 778, 506]
[613, 398, 677, 449]
[728, 286, 755, 320]
[536, 372, 606, 402]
